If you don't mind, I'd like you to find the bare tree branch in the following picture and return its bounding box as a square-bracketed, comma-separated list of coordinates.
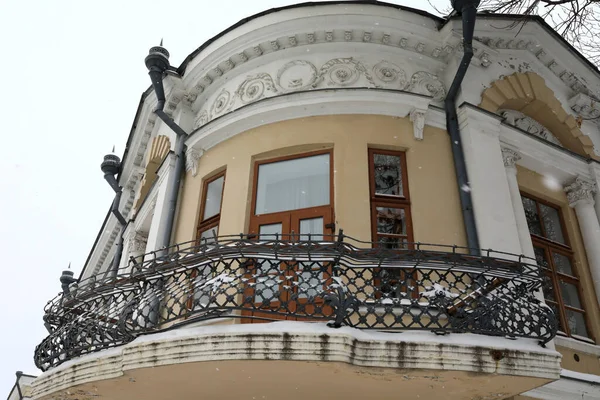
[478, 0, 600, 65]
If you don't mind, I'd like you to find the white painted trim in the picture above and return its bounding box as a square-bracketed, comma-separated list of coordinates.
[555, 334, 600, 356]
[523, 374, 600, 400]
[185, 89, 444, 153]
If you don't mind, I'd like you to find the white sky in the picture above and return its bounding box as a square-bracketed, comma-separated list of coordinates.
[0, 0, 445, 395]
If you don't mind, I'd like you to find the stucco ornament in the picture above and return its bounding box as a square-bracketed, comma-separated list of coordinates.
[314, 58, 377, 88]
[276, 60, 318, 91]
[501, 147, 521, 169]
[409, 107, 427, 140]
[185, 148, 204, 177]
[564, 177, 597, 207]
[407, 71, 446, 101]
[128, 231, 148, 253]
[500, 110, 562, 146]
[235, 73, 277, 104]
[210, 89, 231, 117]
[373, 61, 407, 88]
[193, 110, 208, 129]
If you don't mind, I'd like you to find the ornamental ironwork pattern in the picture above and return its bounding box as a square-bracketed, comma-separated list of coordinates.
[35, 233, 557, 371]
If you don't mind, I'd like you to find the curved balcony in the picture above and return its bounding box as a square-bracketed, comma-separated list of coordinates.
[34, 233, 557, 371]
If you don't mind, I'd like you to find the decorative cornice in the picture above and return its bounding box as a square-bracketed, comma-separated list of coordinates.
[501, 147, 521, 169]
[475, 35, 594, 98]
[569, 92, 600, 120]
[185, 148, 204, 177]
[192, 57, 446, 130]
[565, 176, 597, 207]
[184, 28, 454, 109]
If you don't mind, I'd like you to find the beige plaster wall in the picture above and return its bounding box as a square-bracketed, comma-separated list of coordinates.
[174, 114, 466, 250]
[516, 165, 600, 372]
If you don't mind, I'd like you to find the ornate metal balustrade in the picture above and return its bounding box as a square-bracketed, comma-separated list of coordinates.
[34, 233, 557, 371]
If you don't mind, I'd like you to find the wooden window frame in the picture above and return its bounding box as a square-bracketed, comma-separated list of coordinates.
[250, 149, 335, 221]
[196, 170, 226, 240]
[368, 148, 414, 246]
[368, 149, 415, 298]
[522, 192, 594, 342]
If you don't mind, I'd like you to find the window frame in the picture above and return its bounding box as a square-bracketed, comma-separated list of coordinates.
[368, 148, 414, 245]
[196, 170, 226, 241]
[522, 192, 593, 342]
[250, 149, 334, 219]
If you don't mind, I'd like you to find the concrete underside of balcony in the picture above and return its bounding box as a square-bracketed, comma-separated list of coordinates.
[32, 321, 561, 400]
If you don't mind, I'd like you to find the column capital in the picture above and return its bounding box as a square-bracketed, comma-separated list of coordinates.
[128, 230, 148, 253]
[565, 176, 597, 208]
[501, 147, 521, 169]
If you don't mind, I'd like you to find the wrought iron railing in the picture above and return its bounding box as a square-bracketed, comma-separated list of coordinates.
[34, 233, 557, 371]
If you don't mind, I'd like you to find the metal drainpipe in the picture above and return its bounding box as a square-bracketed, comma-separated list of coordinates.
[101, 153, 127, 275]
[145, 44, 188, 252]
[446, 0, 481, 255]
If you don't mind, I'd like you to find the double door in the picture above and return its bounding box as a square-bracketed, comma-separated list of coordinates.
[243, 206, 334, 322]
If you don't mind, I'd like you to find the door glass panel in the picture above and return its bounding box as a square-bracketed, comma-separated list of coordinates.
[547, 302, 563, 332]
[300, 217, 324, 241]
[376, 207, 406, 235]
[560, 281, 583, 309]
[373, 153, 403, 197]
[539, 204, 565, 244]
[565, 309, 589, 338]
[298, 217, 324, 299]
[255, 154, 330, 215]
[255, 224, 283, 303]
[552, 253, 574, 276]
[198, 225, 218, 243]
[203, 176, 224, 220]
[258, 223, 282, 240]
[522, 197, 543, 236]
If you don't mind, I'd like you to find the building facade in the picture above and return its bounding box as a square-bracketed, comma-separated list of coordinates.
[27, 1, 600, 399]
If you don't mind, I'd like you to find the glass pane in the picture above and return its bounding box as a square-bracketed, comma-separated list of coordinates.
[376, 207, 406, 235]
[258, 223, 282, 240]
[522, 197, 543, 236]
[198, 225, 218, 242]
[300, 217, 323, 241]
[203, 176, 224, 220]
[255, 154, 330, 214]
[541, 274, 556, 302]
[560, 281, 583, 309]
[377, 235, 408, 249]
[552, 253, 574, 276]
[373, 153, 403, 196]
[565, 309, 589, 338]
[539, 204, 565, 244]
[534, 247, 549, 270]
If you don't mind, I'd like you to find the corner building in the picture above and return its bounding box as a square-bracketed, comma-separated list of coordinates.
[31, 2, 600, 399]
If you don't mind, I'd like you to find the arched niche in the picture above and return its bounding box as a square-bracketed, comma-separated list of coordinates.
[480, 72, 597, 159]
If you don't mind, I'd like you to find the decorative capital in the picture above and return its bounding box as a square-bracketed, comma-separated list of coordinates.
[185, 148, 204, 177]
[564, 177, 597, 207]
[501, 147, 521, 169]
[409, 107, 427, 141]
[128, 231, 148, 253]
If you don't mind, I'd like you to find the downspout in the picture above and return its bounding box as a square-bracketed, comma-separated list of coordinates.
[445, 0, 480, 255]
[145, 44, 188, 252]
[100, 153, 127, 275]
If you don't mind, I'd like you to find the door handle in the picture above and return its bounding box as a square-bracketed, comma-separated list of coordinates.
[325, 223, 336, 232]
